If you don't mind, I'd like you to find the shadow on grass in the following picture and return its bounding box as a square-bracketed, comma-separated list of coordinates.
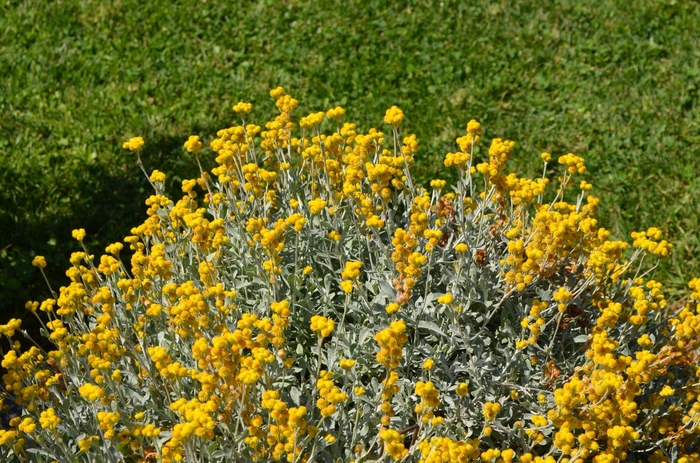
[0, 132, 203, 339]
[0, 132, 208, 431]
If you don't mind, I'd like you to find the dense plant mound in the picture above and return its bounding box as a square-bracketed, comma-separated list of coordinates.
[1, 88, 699, 463]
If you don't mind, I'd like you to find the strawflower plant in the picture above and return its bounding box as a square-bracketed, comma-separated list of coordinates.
[1, 87, 700, 463]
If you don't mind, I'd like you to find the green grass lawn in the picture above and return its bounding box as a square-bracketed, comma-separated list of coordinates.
[1, 0, 699, 321]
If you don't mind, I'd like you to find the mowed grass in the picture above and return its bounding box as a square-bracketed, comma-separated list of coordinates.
[1, 0, 699, 321]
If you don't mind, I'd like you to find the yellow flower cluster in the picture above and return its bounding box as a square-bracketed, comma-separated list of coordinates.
[97, 411, 120, 439]
[558, 153, 586, 174]
[339, 358, 356, 370]
[483, 401, 501, 422]
[379, 428, 407, 460]
[122, 136, 144, 151]
[415, 381, 441, 425]
[0, 319, 21, 337]
[383, 106, 404, 128]
[233, 101, 253, 116]
[552, 287, 573, 313]
[300, 111, 325, 129]
[310, 315, 335, 338]
[326, 106, 345, 120]
[475, 138, 516, 191]
[5, 89, 699, 463]
[18, 417, 36, 434]
[340, 260, 362, 293]
[253, 390, 308, 461]
[79, 383, 105, 401]
[631, 227, 673, 257]
[316, 370, 347, 417]
[375, 320, 408, 370]
[184, 135, 203, 154]
[38, 408, 60, 431]
[31, 255, 47, 268]
[417, 436, 481, 463]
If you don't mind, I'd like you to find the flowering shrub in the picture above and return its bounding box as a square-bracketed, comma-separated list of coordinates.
[1, 87, 700, 463]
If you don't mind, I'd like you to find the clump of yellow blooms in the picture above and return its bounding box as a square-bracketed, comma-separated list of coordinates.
[482, 402, 501, 422]
[415, 381, 441, 424]
[375, 320, 408, 370]
[310, 315, 335, 338]
[316, 370, 347, 417]
[340, 260, 362, 293]
[233, 101, 253, 116]
[122, 136, 144, 151]
[183, 135, 203, 154]
[2, 89, 699, 463]
[38, 408, 60, 431]
[384, 106, 405, 128]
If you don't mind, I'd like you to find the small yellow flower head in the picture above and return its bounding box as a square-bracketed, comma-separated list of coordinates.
[454, 243, 468, 253]
[184, 135, 203, 154]
[18, 418, 36, 434]
[541, 152, 552, 163]
[105, 242, 124, 255]
[354, 386, 366, 396]
[79, 383, 105, 401]
[341, 261, 362, 280]
[300, 112, 325, 129]
[308, 198, 327, 214]
[483, 401, 501, 422]
[326, 106, 345, 120]
[455, 382, 469, 397]
[233, 101, 253, 116]
[0, 319, 21, 337]
[339, 359, 356, 370]
[558, 153, 586, 174]
[72, 228, 86, 242]
[340, 280, 354, 293]
[466, 119, 482, 135]
[39, 408, 60, 431]
[0, 429, 17, 446]
[32, 255, 47, 268]
[430, 179, 446, 190]
[375, 320, 408, 370]
[78, 436, 98, 452]
[437, 293, 453, 305]
[501, 449, 515, 462]
[302, 265, 313, 275]
[123, 136, 144, 152]
[384, 106, 405, 128]
[24, 301, 39, 313]
[553, 287, 573, 313]
[324, 434, 336, 444]
[310, 315, 335, 338]
[149, 169, 166, 183]
[422, 358, 435, 370]
[385, 302, 400, 315]
[270, 86, 286, 98]
[379, 428, 408, 460]
[660, 385, 674, 397]
[637, 333, 654, 349]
